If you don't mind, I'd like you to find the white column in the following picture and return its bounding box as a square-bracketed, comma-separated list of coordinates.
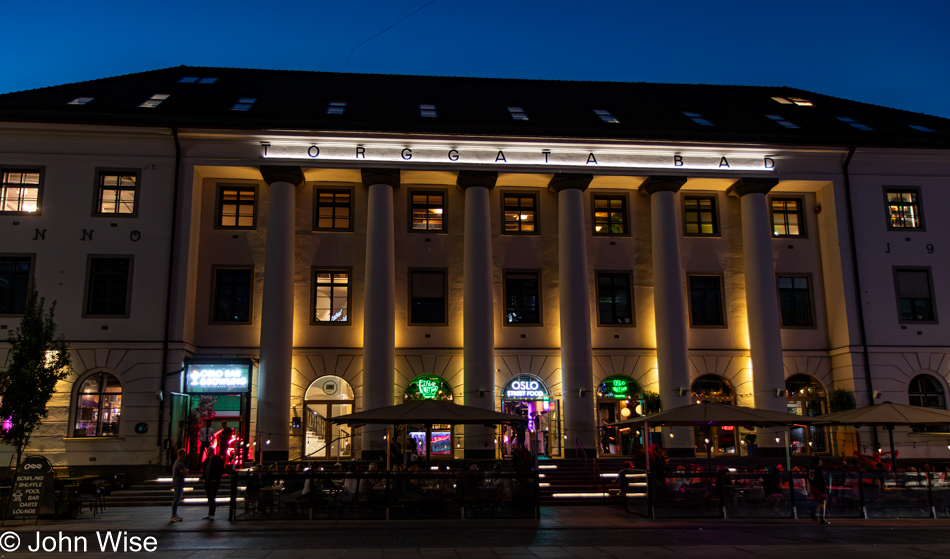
[639, 177, 692, 451]
[257, 166, 304, 461]
[361, 170, 398, 458]
[551, 174, 595, 456]
[459, 172, 497, 459]
[729, 178, 785, 413]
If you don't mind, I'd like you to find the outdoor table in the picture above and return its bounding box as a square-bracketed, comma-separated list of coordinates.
[258, 486, 283, 513]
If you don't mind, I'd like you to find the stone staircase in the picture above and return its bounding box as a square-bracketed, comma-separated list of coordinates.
[537, 458, 641, 505]
[104, 476, 233, 508]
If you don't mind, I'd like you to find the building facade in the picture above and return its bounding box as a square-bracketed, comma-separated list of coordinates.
[1, 67, 949, 468]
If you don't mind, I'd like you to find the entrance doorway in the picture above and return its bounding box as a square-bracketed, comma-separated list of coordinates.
[500, 375, 561, 457]
[691, 374, 737, 455]
[303, 376, 354, 460]
[596, 375, 640, 456]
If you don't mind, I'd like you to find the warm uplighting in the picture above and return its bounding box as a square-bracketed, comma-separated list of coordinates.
[620, 407, 631, 418]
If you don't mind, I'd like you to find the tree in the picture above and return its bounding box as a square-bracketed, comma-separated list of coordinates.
[0, 285, 71, 470]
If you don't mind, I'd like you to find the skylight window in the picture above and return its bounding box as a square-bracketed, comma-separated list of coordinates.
[327, 101, 347, 115]
[766, 114, 800, 129]
[837, 116, 873, 131]
[594, 109, 619, 124]
[683, 112, 714, 126]
[508, 107, 529, 121]
[908, 124, 934, 132]
[772, 96, 812, 106]
[68, 97, 94, 105]
[419, 104, 437, 117]
[179, 76, 217, 84]
[232, 98, 257, 111]
[198, 77, 217, 84]
[139, 94, 170, 108]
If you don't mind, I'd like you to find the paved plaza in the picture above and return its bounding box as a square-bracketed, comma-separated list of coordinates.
[2, 505, 949, 558]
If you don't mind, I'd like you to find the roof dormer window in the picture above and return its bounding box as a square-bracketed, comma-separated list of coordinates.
[327, 101, 347, 115]
[139, 94, 170, 108]
[419, 104, 437, 117]
[594, 109, 619, 123]
[508, 107, 529, 121]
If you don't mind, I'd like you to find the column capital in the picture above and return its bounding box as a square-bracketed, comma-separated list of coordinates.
[549, 173, 593, 192]
[726, 177, 779, 197]
[361, 168, 400, 189]
[259, 165, 305, 187]
[457, 170, 497, 190]
[638, 175, 687, 196]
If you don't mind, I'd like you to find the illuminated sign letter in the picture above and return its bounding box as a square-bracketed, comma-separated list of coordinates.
[674, 155, 684, 167]
[356, 146, 365, 159]
[495, 151, 507, 163]
[719, 156, 730, 168]
[308, 145, 320, 158]
[587, 153, 597, 164]
[401, 148, 412, 160]
[448, 149, 459, 161]
[764, 157, 775, 169]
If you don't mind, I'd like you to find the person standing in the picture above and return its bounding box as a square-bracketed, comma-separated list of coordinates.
[200, 452, 225, 520]
[170, 449, 189, 522]
[808, 457, 829, 524]
[198, 419, 215, 460]
[217, 421, 233, 460]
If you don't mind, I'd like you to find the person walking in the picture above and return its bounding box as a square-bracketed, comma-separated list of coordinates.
[808, 457, 830, 524]
[198, 419, 215, 461]
[200, 452, 225, 520]
[217, 421, 233, 460]
[170, 449, 189, 522]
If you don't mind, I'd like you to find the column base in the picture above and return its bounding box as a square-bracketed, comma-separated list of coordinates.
[260, 450, 289, 463]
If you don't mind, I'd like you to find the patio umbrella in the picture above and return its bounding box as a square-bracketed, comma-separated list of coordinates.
[813, 401, 950, 470]
[609, 402, 817, 471]
[329, 400, 528, 466]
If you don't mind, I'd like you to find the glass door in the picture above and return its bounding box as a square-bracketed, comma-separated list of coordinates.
[304, 401, 353, 460]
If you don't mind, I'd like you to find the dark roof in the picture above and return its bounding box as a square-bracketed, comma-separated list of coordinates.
[1, 65, 948, 149]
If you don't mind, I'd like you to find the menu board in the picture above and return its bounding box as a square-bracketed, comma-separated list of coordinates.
[4, 456, 54, 521]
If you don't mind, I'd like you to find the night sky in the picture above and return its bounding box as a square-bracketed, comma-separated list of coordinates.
[3, 0, 948, 118]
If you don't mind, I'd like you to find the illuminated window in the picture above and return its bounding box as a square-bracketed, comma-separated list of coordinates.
[503, 193, 538, 234]
[410, 270, 446, 324]
[85, 257, 132, 317]
[1, 169, 42, 214]
[772, 97, 794, 104]
[508, 106, 529, 120]
[96, 171, 138, 216]
[683, 196, 718, 236]
[68, 97, 94, 105]
[766, 114, 800, 129]
[0, 256, 32, 314]
[908, 125, 934, 132]
[597, 273, 633, 325]
[315, 189, 352, 230]
[212, 267, 252, 323]
[410, 191, 445, 231]
[326, 101, 347, 115]
[771, 198, 804, 237]
[74, 373, 122, 437]
[139, 94, 169, 108]
[778, 276, 813, 327]
[688, 275, 724, 327]
[419, 104, 437, 117]
[594, 109, 619, 123]
[837, 116, 873, 131]
[885, 188, 923, 229]
[773, 96, 813, 106]
[231, 98, 256, 111]
[505, 271, 540, 324]
[312, 270, 349, 323]
[593, 195, 627, 235]
[909, 374, 948, 432]
[179, 76, 217, 84]
[683, 112, 714, 126]
[217, 186, 256, 229]
[895, 268, 935, 322]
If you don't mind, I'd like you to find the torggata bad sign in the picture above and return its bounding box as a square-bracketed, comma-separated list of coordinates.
[4, 455, 54, 522]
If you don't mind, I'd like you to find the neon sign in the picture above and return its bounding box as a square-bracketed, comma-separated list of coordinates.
[504, 375, 549, 400]
[186, 364, 250, 393]
[405, 376, 453, 401]
[598, 376, 638, 399]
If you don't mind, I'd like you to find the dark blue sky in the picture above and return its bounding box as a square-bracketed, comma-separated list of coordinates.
[4, 0, 948, 118]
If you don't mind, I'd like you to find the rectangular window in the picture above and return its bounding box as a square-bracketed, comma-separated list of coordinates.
[505, 272, 541, 324]
[688, 275, 724, 326]
[315, 189, 352, 230]
[593, 196, 627, 235]
[895, 268, 935, 322]
[771, 198, 804, 237]
[503, 193, 538, 234]
[597, 273, 633, 325]
[886, 188, 923, 229]
[313, 270, 349, 323]
[684, 196, 718, 236]
[1, 169, 42, 214]
[217, 186, 256, 228]
[85, 257, 132, 317]
[0, 256, 32, 314]
[410, 191, 445, 231]
[410, 270, 446, 324]
[777, 275, 813, 327]
[212, 267, 252, 323]
[96, 171, 138, 216]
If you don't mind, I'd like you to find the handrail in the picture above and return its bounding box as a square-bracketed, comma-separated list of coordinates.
[304, 431, 352, 464]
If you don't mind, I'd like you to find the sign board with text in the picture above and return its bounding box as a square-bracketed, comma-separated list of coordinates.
[185, 363, 251, 394]
[4, 455, 54, 523]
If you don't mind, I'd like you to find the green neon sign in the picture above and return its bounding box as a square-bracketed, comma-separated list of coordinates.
[405, 376, 453, 401]
[598, 376, 638, 399]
